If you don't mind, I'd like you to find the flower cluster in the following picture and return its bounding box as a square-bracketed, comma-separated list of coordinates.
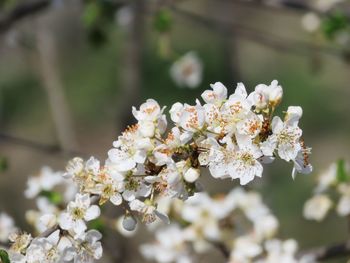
[303, 160, 350, 221]
[2, 80, 312, 263]
[140, 188, 305, 263]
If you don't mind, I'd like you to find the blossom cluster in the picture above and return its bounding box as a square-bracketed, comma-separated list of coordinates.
[303, 160, 350, 222]
[140, 188, 306, 263]
[0, 80, 312, 262]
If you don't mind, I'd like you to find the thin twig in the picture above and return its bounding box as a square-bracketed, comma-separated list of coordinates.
[0, 132, 84, 156]
[209, 240, 230, 259]
[170, 5, 344, 58]
[297, 240, 350, 261]
[0, 0, 50, 33]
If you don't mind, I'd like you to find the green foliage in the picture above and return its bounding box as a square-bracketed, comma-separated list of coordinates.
[153, 9, 172, 33]
[82, 2, 101, 29]
[0, 249, 10, 263]
[88, 218, 105, 233]
[40, 190, 63, 205]
[81, 0, 119, 47]
[0, 157, 8, 172]
[322, 12, 349, 39]
[336, 159, 349, 183]
[0, 0, 17, 9]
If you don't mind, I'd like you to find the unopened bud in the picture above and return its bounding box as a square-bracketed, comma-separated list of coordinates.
[184, 168, 200, 183]
[122, 214, 137, 231]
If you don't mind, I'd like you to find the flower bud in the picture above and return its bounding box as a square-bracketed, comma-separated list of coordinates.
[184, 168, 200, 183]
[122, 214, 137, 231]
[285, 106, 303, 126]
[268, 80, 283, 106]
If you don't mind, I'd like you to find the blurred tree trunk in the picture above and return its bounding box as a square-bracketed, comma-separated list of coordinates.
[223, 35, 242, 84]
[116, 0, 145, 134]
[35, 12, 78, 154]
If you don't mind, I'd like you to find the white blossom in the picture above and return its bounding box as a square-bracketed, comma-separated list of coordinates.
[170, 51, 203, 88]
[0, 212, 17, 243]
[58, 194, 100, 236]
[303, 194, 332, 221]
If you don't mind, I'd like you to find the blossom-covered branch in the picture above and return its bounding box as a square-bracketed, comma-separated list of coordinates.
[0, 80, 313, 262]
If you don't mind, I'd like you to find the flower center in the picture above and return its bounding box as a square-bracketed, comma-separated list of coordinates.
[72, 207, 85, 220]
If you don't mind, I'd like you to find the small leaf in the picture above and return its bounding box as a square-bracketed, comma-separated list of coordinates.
[322, 12, 348, 39]
[82, 2, 101, 28]
[153, 9, 172, 33]
[0, 157, 8, 172]
[0, 249, 10, 263]
[89, 218, 105, 233]
[336, 159, 349, 183]
[40, 191, 63, 205]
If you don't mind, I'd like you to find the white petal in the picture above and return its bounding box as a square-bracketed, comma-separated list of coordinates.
[58, 213, 73, 230]
[84, 205, 101, 221]
[110, 194, 122, 206]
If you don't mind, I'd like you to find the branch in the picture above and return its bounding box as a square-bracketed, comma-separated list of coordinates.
[0, 132, 84, 157]
[210, 240, 230, 259]
[220, 0, 346, 18]
[297, 240, 350, 261]
[0, 0, 50, 33]
[170, 5, 344, 58]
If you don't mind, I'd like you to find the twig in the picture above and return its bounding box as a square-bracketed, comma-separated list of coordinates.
[297, 240, 350, 261]
[170, 5, 344, 58]
[209, 240, 230, 259]
[0, 0, 50, 33]
[0, 132, 84, 156]
[219, 0, 347, 18]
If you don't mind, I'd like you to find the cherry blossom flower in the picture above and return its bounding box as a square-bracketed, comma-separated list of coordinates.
[261, 116, 302, 162]
[170, 51, 203, 89]
[129, 199, 169, 224]
[303, 194, 332, 221]
[25, 167, 63, 199]
[63, 230, 103, 263]
[140, 224, 192, 263]
[58, 194, 100, 236]
[201, 82, 227, 106]
[0, 212, 17, 243]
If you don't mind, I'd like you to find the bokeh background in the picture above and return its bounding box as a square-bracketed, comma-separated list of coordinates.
[0, 0, 350, 262]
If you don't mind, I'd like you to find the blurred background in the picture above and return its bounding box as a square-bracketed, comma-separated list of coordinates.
[0, 0, 350, 262]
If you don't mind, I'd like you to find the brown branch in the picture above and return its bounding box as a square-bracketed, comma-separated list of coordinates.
[219, 0, 347, 18]
[0, 0, 50, 33]
[209, 240, 230, 259]
[0, 132, 84, 156]
[297, 240, 350, 261]
[170, 5, 344, 58]
[35, 16, 79, 154]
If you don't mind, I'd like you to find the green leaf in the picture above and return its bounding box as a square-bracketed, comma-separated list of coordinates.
[82, 2, 101, 28]
[336, 159, 349, 183]
[0, 249, 10, 263]
[39, 191, 63, 205]
[322, 12, 348, 39]
[153, 9, 172, 33]
[88, 218, 105, 233]
[0, 157, 8, 172]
